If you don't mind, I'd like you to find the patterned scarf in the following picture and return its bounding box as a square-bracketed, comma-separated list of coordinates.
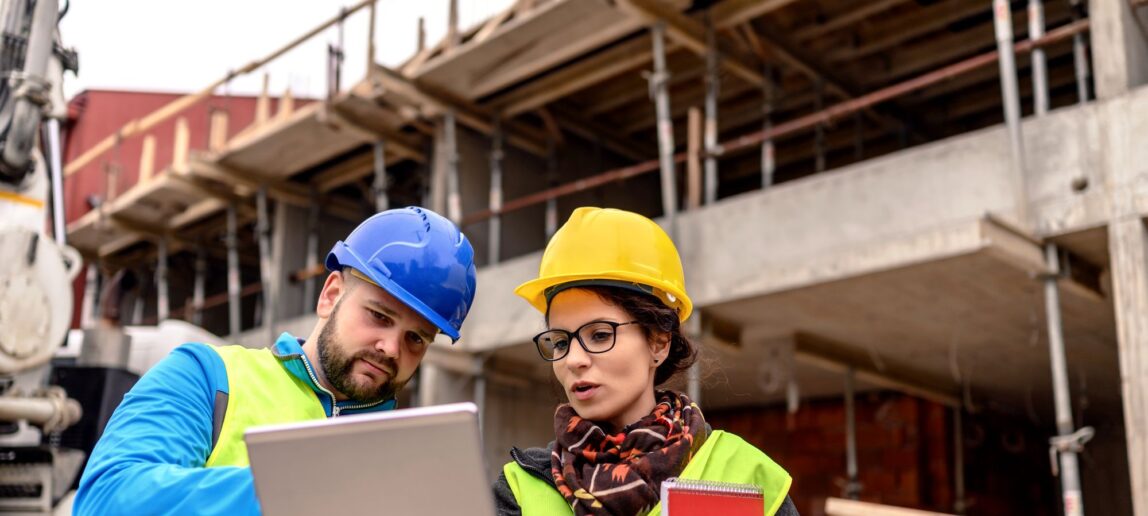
[550, 390, 708, 515]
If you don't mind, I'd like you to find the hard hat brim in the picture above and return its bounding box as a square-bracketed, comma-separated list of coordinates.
[515, 271, 693, 322]
[327, 242, 462, 342]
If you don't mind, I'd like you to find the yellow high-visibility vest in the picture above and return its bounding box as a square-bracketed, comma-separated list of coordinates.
[204, 346, 327, 467]
[503, 430, 792, 515]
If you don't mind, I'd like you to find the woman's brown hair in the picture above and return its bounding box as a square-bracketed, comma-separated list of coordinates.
[548, 285, 698, 385]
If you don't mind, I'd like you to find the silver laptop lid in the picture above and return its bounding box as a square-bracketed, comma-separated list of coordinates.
[245, 402, 494, 516]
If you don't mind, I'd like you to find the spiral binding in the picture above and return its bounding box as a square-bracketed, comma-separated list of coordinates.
[662, 477, 764, 499]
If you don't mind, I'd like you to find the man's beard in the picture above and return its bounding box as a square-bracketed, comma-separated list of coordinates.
[316, 300, 407, 404]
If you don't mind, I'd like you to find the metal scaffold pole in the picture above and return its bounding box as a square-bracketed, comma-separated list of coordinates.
[156, 237, 169, 322]
[703, 12, 719, 205]
[844, 367, 861, 500]
[226, 203, 241, 338]
[488, 116, 504, 265]
[303, 195, 320, 313]
[953, 407, 967, 514]
[762, 62, 775, 189]
[1029, 0, 1049, 115]
[814, 79, 825, 173]
[1043, 243, 1091, 516]
[373, 140, 389, 211]
[1069, 0, 1090, 104]
[649, 21, 678, 233]
[545, 138, 559, 239]
[444, 111, 462, 225]
[193, 246, 206, 326]
[257, 187, 276, 342]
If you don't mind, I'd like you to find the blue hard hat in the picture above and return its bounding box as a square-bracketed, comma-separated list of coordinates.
[325, 207, 477, 342]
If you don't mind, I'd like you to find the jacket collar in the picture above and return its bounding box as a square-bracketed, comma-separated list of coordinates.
[270, 332, 397, 415]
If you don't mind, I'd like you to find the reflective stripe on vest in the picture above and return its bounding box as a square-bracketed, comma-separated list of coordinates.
[504, 430, 792, 516]
[204, 345, 328, 467]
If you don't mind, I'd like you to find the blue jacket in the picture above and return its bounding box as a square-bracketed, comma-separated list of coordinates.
[74, 333, 396, 515]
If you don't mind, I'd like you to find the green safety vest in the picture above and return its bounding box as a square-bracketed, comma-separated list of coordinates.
[203, 345, 328, 467]
[503, 430, 792, 516]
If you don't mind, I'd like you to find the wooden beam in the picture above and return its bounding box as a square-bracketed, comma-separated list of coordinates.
[709, 0, 801, 29]
[183, 157, 362, 222]
[63, 0, 379, 177]
[490, 35, 664, 117]
[583, 52, 705, 117]
[795, 332, 961, 408]
[826, 2, 990, 63]
[319, 105, 423, 162]
[616, 0, 767, 87]
[367, 64, 548, 156]
[312, 146, 409, 193]
[860, 4, 1071, 86]
[825, 498, 957, 516]
[472, 3, 515, 45]
[548, 104, 654, 162]
[619, 72, 759, 135]
[793, 0, 913, 41]
[686, 107, 702, 209]
[138, 135, 156, 184]
[747, 20, 934, 139]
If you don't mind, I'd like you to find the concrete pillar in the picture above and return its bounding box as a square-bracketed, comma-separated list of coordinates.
[1108, 216, 1148, 516]
[272, 203, 310, 323]
[1089, 0, 1148, 99]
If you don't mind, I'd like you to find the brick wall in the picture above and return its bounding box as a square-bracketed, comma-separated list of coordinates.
[707, 392, 1056, 515]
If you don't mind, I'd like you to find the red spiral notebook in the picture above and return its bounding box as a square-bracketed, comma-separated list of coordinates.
[660, 477, 765, 516]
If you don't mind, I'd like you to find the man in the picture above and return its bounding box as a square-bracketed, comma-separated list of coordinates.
[74, 206, 477, 515]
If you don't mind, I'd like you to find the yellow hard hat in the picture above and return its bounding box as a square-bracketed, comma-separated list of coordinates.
[515, 207, 693, 322]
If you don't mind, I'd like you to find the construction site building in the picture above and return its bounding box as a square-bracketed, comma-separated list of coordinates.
[60, 1, 1148, 514]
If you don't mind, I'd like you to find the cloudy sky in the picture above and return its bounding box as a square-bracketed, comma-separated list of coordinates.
[58, 0, 512, 100]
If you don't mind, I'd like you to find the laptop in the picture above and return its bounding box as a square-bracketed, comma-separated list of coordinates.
[245, 402, 495, 515]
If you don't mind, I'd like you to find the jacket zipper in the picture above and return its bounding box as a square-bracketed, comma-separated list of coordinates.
[297, 355, 383, 417]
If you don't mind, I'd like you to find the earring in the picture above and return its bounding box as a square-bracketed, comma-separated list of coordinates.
[653, 359, 659, 364]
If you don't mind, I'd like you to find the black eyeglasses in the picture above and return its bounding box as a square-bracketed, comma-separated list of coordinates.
[532, 320, 641, 361]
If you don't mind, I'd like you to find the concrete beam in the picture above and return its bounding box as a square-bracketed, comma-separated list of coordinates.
[1089, 0, 1148, 99]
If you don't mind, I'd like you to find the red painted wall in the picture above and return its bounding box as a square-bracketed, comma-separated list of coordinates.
[62, 89, 303, 328]
[63, 89, 286, 223]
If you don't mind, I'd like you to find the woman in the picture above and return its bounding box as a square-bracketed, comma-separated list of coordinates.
[493, 207, 797, 516]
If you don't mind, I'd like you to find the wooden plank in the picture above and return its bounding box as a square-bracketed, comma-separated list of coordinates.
[825, 498, 956, 516]
[747, 21, 932, 140]
[219, 101, 365, 178]
[826, 2, 989, 63]
[794, 332, 961, 408]
[793, 0, 912, 41]
[172, 117, 190, 170]
[491, 35, 661, 117]
[619, 73, 759, 135]
[617, 0, 765, 86]
[277, 87, 295, 120]
[313, 146, 412, 193]
[138, 135, 156, 184]
[209, 110, 229, 152]
[582, 52, 703, 117]
[415, 0, 644, 99]
[548, 104, 654, 162]
[710, 0, 802, 29]
[862, 4, 1070, 86]
[472, 3, 516, 45]
[62, 0, 378, 177]
[255, 73, 271, 127]
[687, 107, 702, 209]
[367, 65, 548, 156]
